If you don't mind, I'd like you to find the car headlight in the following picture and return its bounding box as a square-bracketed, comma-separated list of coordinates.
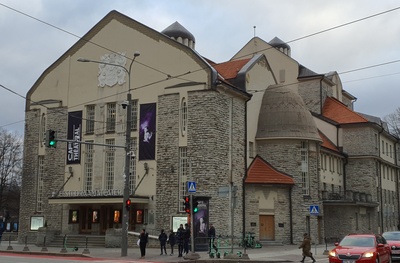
[362, 252, 374, 258]
[329, 250, 337, 257]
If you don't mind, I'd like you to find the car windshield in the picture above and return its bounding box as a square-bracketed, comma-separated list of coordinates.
[340, 236, 375, 247]
[383, 232, 400, 241]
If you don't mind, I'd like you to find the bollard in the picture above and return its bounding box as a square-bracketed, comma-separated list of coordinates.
[41, 236, 48, 252]
[6, 235, 13, 250]
[82, 236, 90, 254]
[23, 236, 30, 251]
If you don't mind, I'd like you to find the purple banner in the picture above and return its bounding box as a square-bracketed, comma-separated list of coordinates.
[66, 111, 82, 164]
[139, 103, 156, 160]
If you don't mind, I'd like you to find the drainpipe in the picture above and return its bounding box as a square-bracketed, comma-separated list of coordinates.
[319, 79, 323, 114]
[378, 127, 384, 231]
[243, 95, 250, 244]
[289, 187, 293, 244]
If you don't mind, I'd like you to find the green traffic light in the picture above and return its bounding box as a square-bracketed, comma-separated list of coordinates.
[193, 207, 198, 213]
[49, 141, 56, 146]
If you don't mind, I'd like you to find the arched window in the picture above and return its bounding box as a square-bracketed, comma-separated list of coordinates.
[40, 113, 46, 147]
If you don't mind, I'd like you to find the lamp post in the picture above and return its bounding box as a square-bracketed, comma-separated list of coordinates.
[78, 51, 140, 257]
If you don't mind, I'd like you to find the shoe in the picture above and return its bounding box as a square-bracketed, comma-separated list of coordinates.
[312, 261, 316, 263]
[170, 253, 173, 256]
[160, 253, 163, 255]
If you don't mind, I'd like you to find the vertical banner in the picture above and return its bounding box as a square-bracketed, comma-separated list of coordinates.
[194, 198, 210, 251]
[139, 103, 156, 160]
[67, 111, 82, 164]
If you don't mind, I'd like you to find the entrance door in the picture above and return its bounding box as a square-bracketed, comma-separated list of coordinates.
[259, 215, 275, 240]
[100, 206, 113, 235]
[79, 206, 92, 234]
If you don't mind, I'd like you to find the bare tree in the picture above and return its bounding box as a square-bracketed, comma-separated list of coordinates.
[384, 107, 400, 138]
[0, 129, 22, 223]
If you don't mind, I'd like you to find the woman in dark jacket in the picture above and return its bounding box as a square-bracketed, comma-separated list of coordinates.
[168, 229, 176, 256]
[158, 229, 168, 255]
[139, 229, 148, 258]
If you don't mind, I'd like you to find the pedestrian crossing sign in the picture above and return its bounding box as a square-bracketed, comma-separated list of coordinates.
[309, 205, 319, 215]
[187, 181, 196, 193]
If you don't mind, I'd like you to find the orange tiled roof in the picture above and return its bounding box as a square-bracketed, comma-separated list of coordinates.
[246, 156, 295, 185]
[322, 97, 368, 124]
[318, 130, 339, 152]
[213, 58, 251, 79]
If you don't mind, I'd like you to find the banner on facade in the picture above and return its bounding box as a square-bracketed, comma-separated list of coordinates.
[194, 198, 210, 251]
[139, 103, 156, 160]
[66, 111, 82, 164]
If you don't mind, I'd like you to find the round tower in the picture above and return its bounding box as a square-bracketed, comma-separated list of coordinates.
[161, 21, 196, 49]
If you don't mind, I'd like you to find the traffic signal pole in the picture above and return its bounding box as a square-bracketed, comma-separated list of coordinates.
[190, 194, 194, 253]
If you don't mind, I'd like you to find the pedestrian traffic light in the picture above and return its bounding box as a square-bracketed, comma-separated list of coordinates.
[184, 196, 190, 214]
[45, 129, 57, 148]
[192, 197, 199, 213]
[126, 199, 131, 210]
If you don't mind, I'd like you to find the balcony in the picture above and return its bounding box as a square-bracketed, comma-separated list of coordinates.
[321, 190, 378, 207]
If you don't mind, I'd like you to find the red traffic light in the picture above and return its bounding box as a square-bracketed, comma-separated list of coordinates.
[126, 199, 131, 210]
[184, 196, 190, 214]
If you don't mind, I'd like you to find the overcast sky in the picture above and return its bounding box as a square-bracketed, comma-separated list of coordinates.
[1, 0, 399, 134]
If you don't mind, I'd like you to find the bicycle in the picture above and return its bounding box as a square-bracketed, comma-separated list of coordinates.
[239, 232, 262, 249]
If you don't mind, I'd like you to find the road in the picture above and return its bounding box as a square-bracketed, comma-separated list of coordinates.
[0, 253, 141, 263]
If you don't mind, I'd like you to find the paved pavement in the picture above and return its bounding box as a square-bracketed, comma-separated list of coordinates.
[0, 241, 335, 262]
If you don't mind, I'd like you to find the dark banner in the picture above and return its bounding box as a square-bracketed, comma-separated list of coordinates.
[67, 111, 82, 164]
[194, 198, 210, 251]
[139, 103, 156, 160]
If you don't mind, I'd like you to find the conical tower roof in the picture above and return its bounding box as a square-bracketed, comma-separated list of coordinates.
[256, 86, 321, 141]
[269, 37, 290, 50]
[161, 21, 195, 42]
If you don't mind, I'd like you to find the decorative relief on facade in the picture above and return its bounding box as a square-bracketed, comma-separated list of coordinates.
[98, 52, 127, 87]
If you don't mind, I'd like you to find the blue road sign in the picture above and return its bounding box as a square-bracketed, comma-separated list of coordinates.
[310, 205, 319, 215]
[187, 181, 196, 193]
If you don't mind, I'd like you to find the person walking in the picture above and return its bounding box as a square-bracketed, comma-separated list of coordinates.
[139, 229, 149, 259]
[208, 223, 218, 253]
[176, 224, 185, 257]
[168, 229, 176, 256]
[183, 223, 190, 254]
[299, 233, 316, 263]
[158, 229, 168, 255]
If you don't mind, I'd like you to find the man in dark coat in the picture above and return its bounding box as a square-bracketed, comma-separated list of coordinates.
[299, 233, 316, 263]
[208, 223, 218, 253]
[176, 224, 185, 257]
[139, 229, 149, 259]
[158, 229, 168, 255]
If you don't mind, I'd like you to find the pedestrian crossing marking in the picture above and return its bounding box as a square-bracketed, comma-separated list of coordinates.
[187, 181, 196, 193]
[309, 205, 319, 215]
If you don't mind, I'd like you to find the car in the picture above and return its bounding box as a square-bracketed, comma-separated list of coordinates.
[382, 231, 400, 261]
[328, 233, 391, 263]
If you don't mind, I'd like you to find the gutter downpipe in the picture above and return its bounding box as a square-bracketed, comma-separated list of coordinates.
[378, 127, 384, 232]
[290, 186, 293, 244]
[319, 79, 323, 113]
[243, 93, 251, 247]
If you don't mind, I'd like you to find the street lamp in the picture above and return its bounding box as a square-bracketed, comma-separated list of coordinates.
[78, 51, 140, 257]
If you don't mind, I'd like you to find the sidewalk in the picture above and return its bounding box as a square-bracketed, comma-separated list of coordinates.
[0, 241, 334, 262]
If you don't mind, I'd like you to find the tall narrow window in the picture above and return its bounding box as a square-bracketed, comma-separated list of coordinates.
[86, 105, 95, 134]
[300, 141, 309, 195]
[106, 103, 116, 132]
[37, 156, 44, 212]
[249, 142, 254, 158]
[179, 147, 189, 212]
[84, 142, 94, 191]
[129, 137, 137, 194]
[105, 139, 115, 189]
[180, 98, 188, 136]
[40, 114, 46, 146]
[130, 100, 138, 130]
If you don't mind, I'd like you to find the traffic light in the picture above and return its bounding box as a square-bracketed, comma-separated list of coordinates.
[184, 196, 190, 214]
[192, 197, 199, 213]
[45, 129, 57, 148]
[125, 199, 131, 210]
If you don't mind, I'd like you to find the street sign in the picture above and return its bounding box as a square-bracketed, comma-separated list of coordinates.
[187, 181, 196, 193]
[310, 205, 319, 215]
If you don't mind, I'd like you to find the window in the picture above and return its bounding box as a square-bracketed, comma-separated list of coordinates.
[382, 140, 385, 154]
[249, 141, 254, 158]
[84, 142, 94, 191]
[92, 210, 99, 223]
[106, 103, 116, 132]
[129, 137, 137, 194]
[390, 145, 392, 158]
[136, 210, 143, 224]
[386, 143, 388, 156]
[279, 69, 285, 83]
[37, 156, 44, 212]
[69, 210, 79, 223]
[113, 210, 121, 223]
[300, 141, 309, 195]
[105, 139, 115, 190]
[131, 100, 138, 130]
[40, 114, 46, 146]
[179, 147, 189, 212]
[180, 97, 187, 136]
[86, 105, 95, 134]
